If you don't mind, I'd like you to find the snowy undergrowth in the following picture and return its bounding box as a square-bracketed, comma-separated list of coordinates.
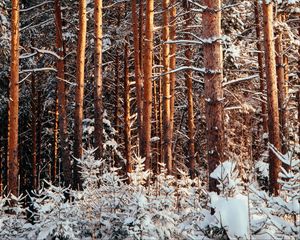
[0, 152, 299, 240]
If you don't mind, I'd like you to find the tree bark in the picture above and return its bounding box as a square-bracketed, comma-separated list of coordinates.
[131, 0, 143, 155]
[123, 38, 132, 175]
[203, 0, 225, 192]
[73, 0, 87, 189]
[162, 0, 172, 174]
[54, 0, 71, 188]
[94, 0, 103, 161]
[184, 1, 195, 178]
[169, 0, 176, 147]
[8, 0, 20, 197]
[114, 51, 120, 167]
[275, 13, 288, 154]
[52, 87, 59, 183]
[142, 0, 154, 170]
[254, 0, 268, 133]
[31, 73, 37, 190]
[298, 19, 300, 149]
[262, 1, 281, 196]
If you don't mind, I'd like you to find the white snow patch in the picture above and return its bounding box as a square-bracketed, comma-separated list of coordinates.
[211, 193, 250, 239]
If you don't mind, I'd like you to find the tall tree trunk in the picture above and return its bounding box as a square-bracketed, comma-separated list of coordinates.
[123, 38, 132, 175]
[262, 1, 281, 196]
[203, 0, 225, 192]
[73, 0, 87, 189]
[114, 51, 120, 167]
[36, 81, 42, 189]
[31, 73, 37, 190]
[298, 20, 300, 148]
[139, 1, 144, 80]
[184, 1, 195, 178]
[131, 0, 143, 154]
[142, 0, 154, 170]
[254, 0, 268, 133]
[54, 0, 71, 188]
[153, 75, 160, 174]
[169, 0, 176, 145]
[275, 13, 288, 154]
[8, 0, 20, 197]
[94, 0, 103, 160]
[283, 54, 289, 154]
[52, 88, 59, 183]
[162, 0, 172, 173]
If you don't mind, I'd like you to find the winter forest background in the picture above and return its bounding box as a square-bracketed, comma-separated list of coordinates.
[0, 0, 299, 239]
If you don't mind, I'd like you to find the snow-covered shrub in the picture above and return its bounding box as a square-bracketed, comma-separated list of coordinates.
[210, 160, 243, 196]
[249, 146, 299, 240]
[28, 184, 81, 240]
[0, 194, 32, 240]
[202, 161, 250, 239]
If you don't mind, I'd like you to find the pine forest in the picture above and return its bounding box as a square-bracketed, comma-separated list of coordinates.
[0, 0, 299, 239]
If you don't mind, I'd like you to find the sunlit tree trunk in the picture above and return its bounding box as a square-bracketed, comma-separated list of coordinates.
[94, 0, 103, 160]
[254, 0, 268, 133]
[131, 0, 143, 154]
[153, 76, 160, 174]
[73, 0, 87, 189]
[162, 0, 172, 173]
[8, 0, 20, 197]
[142, 0, 154, 170]
[139, 1, 144, 81]
[54, 0, 71, 188]
[262, 1, 281, 196]
[169, 0, 176, 145]
[203, 0, 225, 192]
[184, 0, 195, 178]
[52, 88, 59, 183]
[275, 13, 288, 154]
[123, 39, 132, 175]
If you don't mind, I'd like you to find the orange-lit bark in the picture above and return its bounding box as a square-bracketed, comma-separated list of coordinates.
[52, 90, 58, 183]
[131, 0, 143, 154]
[203, 0, 225, 192]
[94, 0, 103, 160]
[162, 0, 172, 173]
[142, 0, 154, 170]
[54, 0, 71, 188]
[169, 0, 176, 143]
[73, 0, 87, 189]
[262, 1, 281, 196]
[124, 39, 132, 174]
[254, 0, 268, 133]
[275, 14, 288, 154]
[184, 1, 195, 178]
[8, 0, 20, 197]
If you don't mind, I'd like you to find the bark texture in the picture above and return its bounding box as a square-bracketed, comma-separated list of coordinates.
[73, 0, 87, 189]
[124, 39, 132, 174]
[262, 1, 282, 196]
[131, 0, 143, 154]
[162, 0, 172, 173]
[94, 0, 103, 160]
[8, 0, 20, 197]
[142, 0, 154, 170]
[184, 1, 195, 178]
[254, 0, 268, 133]
[203, 0, 225, 192]
[54, 0, 71, 188]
